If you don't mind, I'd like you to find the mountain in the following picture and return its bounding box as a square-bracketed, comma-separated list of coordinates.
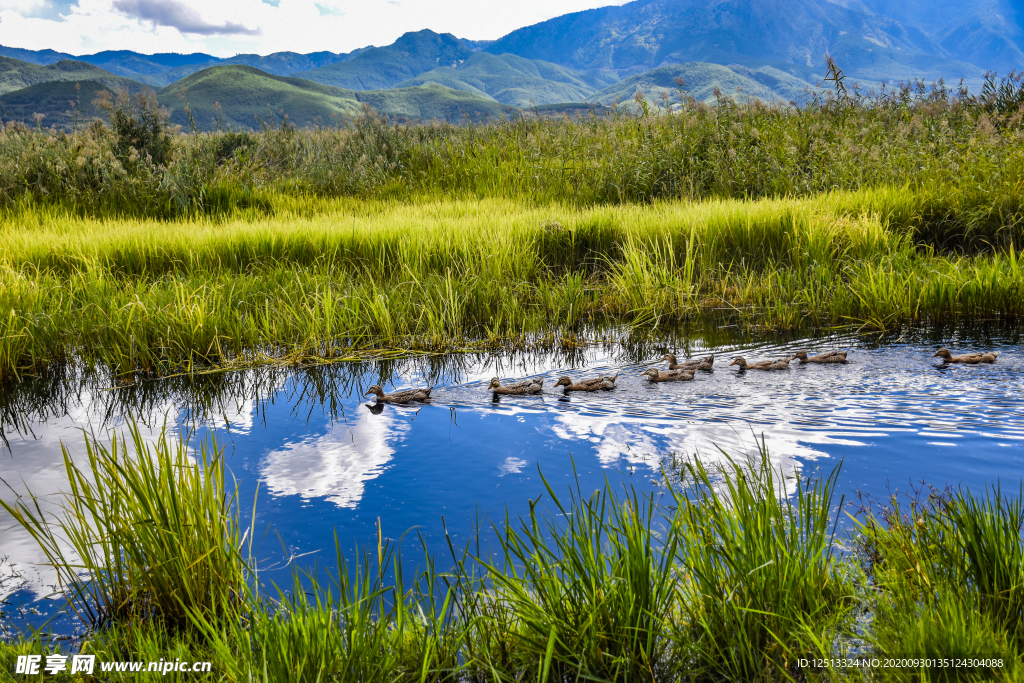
[854, 0, 1024, 75]
[155, 66, 362, 130]
[0, 56, 142, 95]
[293, 30, 484, 90]
[354, 83, 512, 121]
[0, 79, 109, 128]
[483, 0, 989, 83]
[154, 65, 510, 129]
[590, 63, 813, 106]
[394, 52, 619, 105]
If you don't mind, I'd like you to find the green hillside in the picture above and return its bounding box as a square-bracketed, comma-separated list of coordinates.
[354, 83, 512, 121]
[154, 66, 510, 129]
[295, 30, 478, 90]
[156, 66, 363, 130]
[0, 79, 109, 128]
[591, 63, 814, 107]
[0, 56, 141, 95]
[394, 52, 618, 106]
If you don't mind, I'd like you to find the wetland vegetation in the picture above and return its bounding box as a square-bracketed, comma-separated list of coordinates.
[2, 76, 1024, 680]
[4, 76, 1024, 381]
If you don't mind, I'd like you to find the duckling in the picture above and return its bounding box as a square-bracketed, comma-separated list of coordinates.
[364, 385, 432, 404]
[729, 356, 791, 371]
[791, 350, 850, 364]
[554, 374, 618, 392]
[488, 377, 544, 395]
[642, 368, 695, 382]
[661, 353, 715, 371]
[931, 348, 1001, 364]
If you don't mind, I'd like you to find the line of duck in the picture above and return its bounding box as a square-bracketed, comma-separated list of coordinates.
[363, 347, 1002, 404]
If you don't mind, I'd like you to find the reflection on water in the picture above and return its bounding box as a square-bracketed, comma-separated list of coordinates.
[1, 327, 1023, 630]
[260, 406, 409, 508]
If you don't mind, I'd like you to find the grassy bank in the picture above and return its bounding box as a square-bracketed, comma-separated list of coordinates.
[2, 190, 1023, 381]
[1, 430, 1021, 681]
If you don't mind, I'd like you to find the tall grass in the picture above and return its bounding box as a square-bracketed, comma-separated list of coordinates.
[671, 450, 854, 679]
[2, 192, 1022, 381]
[855, 484, 1024, 679]
[0, 422, 249, 630]
[3, 79, 1024, 251]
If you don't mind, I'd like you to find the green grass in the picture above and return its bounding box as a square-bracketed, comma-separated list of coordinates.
[2, 429, 1021, 681]
[1, 190, 1022, 382]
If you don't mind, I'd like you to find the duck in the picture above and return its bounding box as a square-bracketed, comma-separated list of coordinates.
[488, 377, 544, 395]
[791, 350, 850, 364]
[364, 385, 432, 404]
[642, 368, 695, 382]
[931, 348, 1001, 364]
[554, 373, 618, 392]
[729, 356, 791, 371]
[661, 353, 715, 371]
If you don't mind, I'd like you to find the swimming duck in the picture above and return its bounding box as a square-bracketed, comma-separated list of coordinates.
[364, 385, 432, 404]
[488, 377, 544, 395]
[791, 350, 850, 364]
[729, 356, 791, 371]
[554, 373, 618, 392]
[661, 353, 715, 371]
[931, 348, 1001, 364]
[642, 368, 695, 382]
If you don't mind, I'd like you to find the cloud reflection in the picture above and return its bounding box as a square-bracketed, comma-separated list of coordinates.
[259, 405, 409, 508]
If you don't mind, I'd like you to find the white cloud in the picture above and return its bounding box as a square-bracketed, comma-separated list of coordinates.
[0, 0, 628, 57]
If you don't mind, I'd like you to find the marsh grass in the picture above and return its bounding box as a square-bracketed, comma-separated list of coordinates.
[854, 484, 1024, 679]
[2, 191, 1024, 382]
[0, 421, 250, 631]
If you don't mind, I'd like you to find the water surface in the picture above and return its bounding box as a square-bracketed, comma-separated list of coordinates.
[2, 331, 1022, 635]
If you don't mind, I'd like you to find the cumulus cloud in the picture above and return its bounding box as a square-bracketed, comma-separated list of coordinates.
[112, 0, 260, 35]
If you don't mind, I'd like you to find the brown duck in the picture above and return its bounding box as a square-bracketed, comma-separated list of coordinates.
[488, 377, 544, 395]
[661, 353, 715, 371]
[364, 385, 432, 404]
[791, 350, 850, 364]
[730, 356, 791, 371]
[554, 373, 618, 392]
[932, 348, 1001, 364]
[643, 368, 695, 382]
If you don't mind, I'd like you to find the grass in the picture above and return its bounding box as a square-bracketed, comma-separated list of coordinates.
[1, 190, 1023, 382]
[1, 78, 1023, 380]
[854, 484, 1024, 680]
[2, 429, 1021, 681]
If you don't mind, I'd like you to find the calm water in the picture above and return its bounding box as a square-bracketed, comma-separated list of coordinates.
[1, 331, 1022, 636]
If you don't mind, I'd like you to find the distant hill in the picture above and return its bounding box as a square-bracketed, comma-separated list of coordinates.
[294, 30, 483, 90]
[0, 79, 109, 128]
[354, 83, 512, 121]
[0, 56, 142, 96]
[484, 0, 988, 83]
[394, 52, 619, 106]
[154, 65, 510, 129]
[589, 63, 814, 107]
[155, 66, 363, 130]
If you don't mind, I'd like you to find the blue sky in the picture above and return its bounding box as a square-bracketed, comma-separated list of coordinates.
[0, 0, 625, 57]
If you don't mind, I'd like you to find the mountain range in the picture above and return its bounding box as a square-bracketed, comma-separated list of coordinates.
[1, 0, 1021, 130]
